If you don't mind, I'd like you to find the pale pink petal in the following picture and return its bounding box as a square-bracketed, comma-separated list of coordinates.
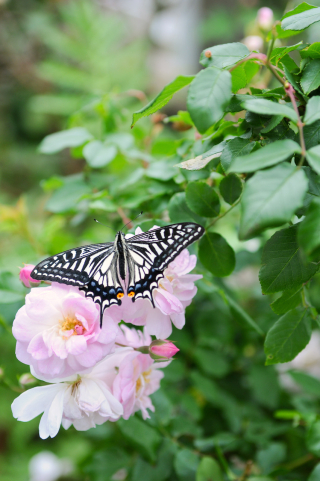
[65, 335, 87, 355]
[154, 290, 184, 315]
[11, 384, 63, 422]
[27, 333, 50, 360]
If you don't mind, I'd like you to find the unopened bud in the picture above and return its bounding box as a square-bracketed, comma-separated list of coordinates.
[257, 7, 274, 31]
[19, 264, 41, 288]
[149, 340, 179, 360]
[204, 50, 212, 59]
[19, 373, 37, 386]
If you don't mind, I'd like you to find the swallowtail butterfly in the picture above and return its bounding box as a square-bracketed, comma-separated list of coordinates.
[31, 222, 205, 326]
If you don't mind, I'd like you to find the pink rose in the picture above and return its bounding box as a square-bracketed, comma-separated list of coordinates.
[13, 283, 119, 379]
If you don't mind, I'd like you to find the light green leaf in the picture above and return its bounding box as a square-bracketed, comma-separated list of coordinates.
[146, 160, 178, 181]
[117, 417, 161, 462]
[307, 420, 320, 456]
[46, 177, 91, 214]
[219, 174, 242, 204]
[83, 141, 117, 168]
[231, 61, 260, 93]
[301, 59, 320, 95]
[187, 67, 232, 134]
[220, 138, 255, 172]
[301, 42, 320, 58]
[298, 198, 320, 258]
[270, 42, 304, 64]
[289, 371, 320, 396]
[174, 449, 199, 481]
[168, 193, 205, 225]
[131, 75, 194, 127]
[242, 98, 298, 123]
[186, 181, 220, 217]
[176, 141, 226, 171]
[239, 164, 308, 240]
[199, 42, 249, 69]
[264, 308, 312, 365]
[271, 288, 302, 315]
[309, 462, 320, 481]
[196, 457, 223, 481]
[304, 96, 320, 125]
[199, 232, 235, 277]
[282, 5, 320, 31]
[259, 226, 318, 294]
[229, 139, 301, 173]
[39, 127, 93, 154]
[306, 145, 320, 175]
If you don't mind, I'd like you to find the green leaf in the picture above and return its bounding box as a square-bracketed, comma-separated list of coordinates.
[242, 98, 298, 123]
[282, 5, 320, 31]
[270, 42, 304, 64]
[271, 288, 302, 315]
[307, 420, 320, 456]
[301, 59, 320, 95]
[39, 127, 93, 154]
[256, 442, 286, 473]
[229, 139, 301, 173]
[132, 440, 177, 481]
[264, 308, 312, 365]
[168, 193, 205, 225]
[248, 366, 280, 409]
[146, 160, 178, 181]
[298, 198, 320, 258]
[194, 348, 229, 378]
[117, 417, 161, 462]
[46, 177, 91, 214]
[199, 232, 235, 277]
[231, 61, 260, 93]
[199, 42, 249, 69]
[219, 174, 242, 204]
[220, 138, 255, 172]
[186, 181, 220, 217]
[309, 462, 320, 481]
[187, 67, 232, 134]
[174, 449, 199, 481]
[131, 75, 194, 127]
[196, 457, 223, 481]
[239, 164, 308, 240]
[176, 141, 226, 171]
[304, 120, 320, 149]
[261, 115, 284, 134]
[301, 42, 320, 58]
[0, 289, 24, 304]
[83, 140, 117, 168]
[259, 226, 318, 294]
[304, 96, 320, 125]
[289, 371, 320, 396]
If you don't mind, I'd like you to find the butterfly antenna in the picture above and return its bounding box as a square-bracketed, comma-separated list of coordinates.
[120, 211, 143, 232]
[94, 219, 116, 232]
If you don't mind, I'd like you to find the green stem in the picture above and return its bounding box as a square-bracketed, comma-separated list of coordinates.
[222, 291, 265, 336]
[215, 446, 237, 480]
[207, 197, 241, 229]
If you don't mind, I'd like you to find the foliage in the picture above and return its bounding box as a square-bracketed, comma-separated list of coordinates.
[4, 2, 320, 481]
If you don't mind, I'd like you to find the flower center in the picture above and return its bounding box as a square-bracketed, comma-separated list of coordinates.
[60, 315, 86, 338]
[135, 368, 152, 393]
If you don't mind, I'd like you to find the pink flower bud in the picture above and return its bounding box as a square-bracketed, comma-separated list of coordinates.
[149, 340, 179, 360]
[19, 264, 40, 288]
[257, 7, 274, 31]
[19, 373, 36, 386]
[242, 36, 264, 52]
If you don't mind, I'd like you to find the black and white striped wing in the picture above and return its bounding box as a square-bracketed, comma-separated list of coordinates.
[31, 243, 124, 321]
[126, 222, 204, 304]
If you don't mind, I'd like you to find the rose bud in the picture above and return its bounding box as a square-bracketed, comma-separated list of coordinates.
[149, 340, 179, 360]
[19, 264, 40, 288]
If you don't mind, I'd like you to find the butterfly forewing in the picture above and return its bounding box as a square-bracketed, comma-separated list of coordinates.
[126, 222, 204, 303]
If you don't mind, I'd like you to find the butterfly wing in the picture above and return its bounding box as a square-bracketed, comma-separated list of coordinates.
[31, 243, 123, 325]
[126, 222, 204, 305]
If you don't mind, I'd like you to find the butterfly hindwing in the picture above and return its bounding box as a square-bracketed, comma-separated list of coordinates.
[126, 222, 204, 303]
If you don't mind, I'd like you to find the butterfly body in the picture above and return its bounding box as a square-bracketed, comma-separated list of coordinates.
[31, 222, 204, 326]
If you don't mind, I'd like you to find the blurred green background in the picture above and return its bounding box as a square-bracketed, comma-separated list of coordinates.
[3, 1, 320, 480]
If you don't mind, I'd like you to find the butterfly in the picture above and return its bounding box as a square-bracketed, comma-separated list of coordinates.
[31, 222, 205, 326]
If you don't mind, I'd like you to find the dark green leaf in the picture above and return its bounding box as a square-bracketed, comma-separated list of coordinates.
[304, 120, 320, 149]
[219, 174, 242, 204]
[271, 288, 302, 315]
[220, 138, 255, 172]
[301, 42, 320, 58]
[259, 226, 318, 294]
[282, 4, 320, 31]
[83, 140, 117, 168]
[229, 139, 301, 173]
[307, 145, 320, 174]
[174, 449, 199, 481]
[168, 193, 205, 225]
[265, 308, 312, 365]
[309, 462, 320, 481]
[199, 232, 235, 277]
[132, 440, 177, 481]
[194, 348, 229, 378]
[301, 59, 320, 95]
[196, 457, 223, 481]
[248, 366, 280, 409]
[242, 98, 298, 123]
[298, 198, 320, 258]
[289, 371, 320, 396]
[239, 164, 308, 240]
[186, 181, 220, 217]
[261, 115, 284, 134]
[307, 420, 320, 456]
[117, 416, 161, 462]
[199, 42, 249, 69]
[187, 67, 232, 134]
[256, 442, 286, 473]
[131, 75, 194, 127]
[304, 96, 320, 125]
[39, 127, 93, 154]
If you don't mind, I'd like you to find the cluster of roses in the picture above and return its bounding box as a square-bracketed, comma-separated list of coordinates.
[11, 227, 202, 439]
